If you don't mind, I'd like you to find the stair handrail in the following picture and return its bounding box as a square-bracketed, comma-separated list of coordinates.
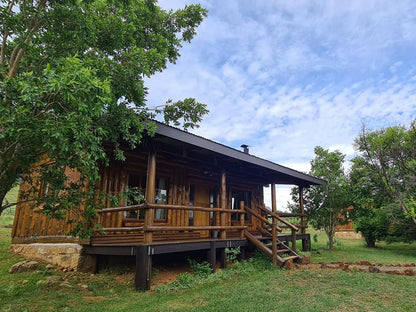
[257, 205, 299, 232]
[244, 206, 283, 232]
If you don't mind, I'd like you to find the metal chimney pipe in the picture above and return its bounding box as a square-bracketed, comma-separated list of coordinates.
[240, 144, 249, 154]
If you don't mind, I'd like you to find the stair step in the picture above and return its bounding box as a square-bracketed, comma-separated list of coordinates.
[265, 241, 285, 247]
[276, 248, 291, 254]
[282, 255, 299, 262]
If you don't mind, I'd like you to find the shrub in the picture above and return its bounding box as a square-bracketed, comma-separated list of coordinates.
[224, 247, 240, 264]
[188, 259, 212, 278]
[354, 208, 389, 248]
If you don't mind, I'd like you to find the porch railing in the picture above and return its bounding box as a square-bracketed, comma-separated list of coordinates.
[95, 202, 306, 249]
[96, 202, 247, 243]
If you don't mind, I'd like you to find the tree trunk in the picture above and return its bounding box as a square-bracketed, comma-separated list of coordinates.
[365, 236, 376, 248]
[327, 231, 334, 250]
[0, 189, 17, 216]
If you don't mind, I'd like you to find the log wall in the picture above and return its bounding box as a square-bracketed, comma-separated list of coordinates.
[12, 150, 264, 241]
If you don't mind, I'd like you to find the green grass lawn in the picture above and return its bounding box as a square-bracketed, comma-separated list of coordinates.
[1, 225, 416, 312]
[308, 230, 416, 265]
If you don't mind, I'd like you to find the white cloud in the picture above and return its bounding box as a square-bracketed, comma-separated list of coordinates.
[149, 0, 416, 204]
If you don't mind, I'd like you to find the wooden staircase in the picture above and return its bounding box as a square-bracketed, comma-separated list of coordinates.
[244, 230, 300, 266]
[243, 204, 302, 266]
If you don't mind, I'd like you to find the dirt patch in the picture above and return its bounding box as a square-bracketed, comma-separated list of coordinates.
[82, 296, 112, 302]
[335, 231, 362, 240]
[150, 265, 192, 291]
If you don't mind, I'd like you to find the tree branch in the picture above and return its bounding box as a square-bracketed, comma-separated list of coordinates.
[0, 0, 15, 66]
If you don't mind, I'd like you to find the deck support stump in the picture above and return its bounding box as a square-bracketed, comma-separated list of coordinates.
[208, 241, 216, 272]
[220, 248, 227, 269]
[135, 246, 152, 291]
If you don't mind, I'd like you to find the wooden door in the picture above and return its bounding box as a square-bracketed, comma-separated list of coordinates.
[193, 184, 210, 238]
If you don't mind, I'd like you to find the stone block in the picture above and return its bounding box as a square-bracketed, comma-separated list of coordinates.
[9, 260, 39, 273]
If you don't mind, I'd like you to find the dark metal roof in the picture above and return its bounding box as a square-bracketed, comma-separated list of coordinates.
[154, 122, 327, 187]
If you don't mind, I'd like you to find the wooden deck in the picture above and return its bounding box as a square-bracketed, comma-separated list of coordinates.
[82, 231, 310, 290]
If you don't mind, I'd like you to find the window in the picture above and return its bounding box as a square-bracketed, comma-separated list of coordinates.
[126, 174, 145, 219]
[189, 185, 194, 226]
[154, 178, 168, 220]
[231, 190, 251, 221]
[209, 189, 217, 225]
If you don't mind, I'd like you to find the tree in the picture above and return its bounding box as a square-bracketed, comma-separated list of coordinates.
[291, 146, 350, 250]
[352, 207, 390, 248]
[349, 121, 416, 245]
[348, 156, 390, 247]
[0, 0, 208, 229]
[354, 122, 416, 224]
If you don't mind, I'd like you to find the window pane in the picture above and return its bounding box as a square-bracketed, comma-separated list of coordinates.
[154, 178, 167, 220]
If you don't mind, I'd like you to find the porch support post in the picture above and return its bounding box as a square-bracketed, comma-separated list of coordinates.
[271, 183, 278, 266]
[299, 186, 308, 251]
[239, 201, 245, 239]
[291, 228, 297, 253]
[220, 171, 227, 239]
[208, 241, 217, 272]
[220, 248, 227, 269]
[144, 150, 156, 244]
[135, 246, 152, 291]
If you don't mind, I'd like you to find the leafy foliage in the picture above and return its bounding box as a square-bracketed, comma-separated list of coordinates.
[224, 247, 240, 264]
[354, 121, 416, 223]
[352, 206, 390, 248]
[350, 120, 416, 245]
[188, 259, 213, 278]
[0, 0, 208, 234]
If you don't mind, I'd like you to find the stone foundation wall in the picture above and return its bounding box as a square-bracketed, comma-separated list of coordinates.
[10, 243, 95, 271]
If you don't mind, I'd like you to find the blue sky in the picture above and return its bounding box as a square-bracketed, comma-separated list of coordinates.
[146, 0, 416, 209]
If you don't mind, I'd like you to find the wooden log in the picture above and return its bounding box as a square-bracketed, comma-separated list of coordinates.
[257, 205, 299, 231]
[245, 207, 282, 232]
[239, 201, 245, 239]
[146, 203, 245, 214]
[299, 186, 308, 250]
[144, 151, 156, 243]
[145, 225, 247, 232]
[208, 241, 216, 272]
[271, 183, 277, 266]
[215, 193, 220, 226]
[291, 228, 297, 253]
[220, 171, 227, 239]
[276, 212, 306, 217]
[257, 225, 272, 237]
[97, 204, 146, 214]
[135, 246, 152, 291]
[244, 230, 272, 258]
[101, 166, 110, 228]
[100, 226, 144, 232]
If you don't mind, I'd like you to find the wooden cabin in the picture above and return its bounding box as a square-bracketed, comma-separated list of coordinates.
[336, 206, 355, 232]
[11, 122, 326, 290]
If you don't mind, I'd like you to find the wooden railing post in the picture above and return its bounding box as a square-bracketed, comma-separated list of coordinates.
[299, 186, 307, 251]
[220, 171, 227, 239]
[271, 183, 277, 266]
[291, 228, 297, 253]
[239, 201, 245, 239]
[144, 150, 156, 244]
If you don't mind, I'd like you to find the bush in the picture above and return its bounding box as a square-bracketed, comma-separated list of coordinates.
[354, 208, 389, 248]
[188, 259, 212, 278]
[224, 247, 240, 264]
